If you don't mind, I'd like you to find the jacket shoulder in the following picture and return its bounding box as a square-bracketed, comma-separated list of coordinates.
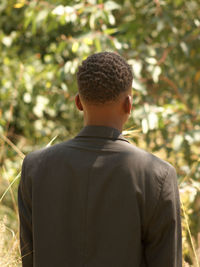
[120, 141, 176, 190]
[22, 139, 73, 172]
[122, 141, 173, 170]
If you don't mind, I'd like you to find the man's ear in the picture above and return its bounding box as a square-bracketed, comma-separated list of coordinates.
[124, 95, 132, 114]
[75, 93, 83, 111]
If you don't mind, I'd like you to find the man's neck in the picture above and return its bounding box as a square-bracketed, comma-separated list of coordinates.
[81, 99, 126, 133]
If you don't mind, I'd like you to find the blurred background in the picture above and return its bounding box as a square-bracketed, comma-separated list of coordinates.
[0, 0, 200, 266]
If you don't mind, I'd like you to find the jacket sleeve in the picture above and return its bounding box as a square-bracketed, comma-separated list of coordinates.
[18, 155, 33, 267]
[143, 165, 182, 267]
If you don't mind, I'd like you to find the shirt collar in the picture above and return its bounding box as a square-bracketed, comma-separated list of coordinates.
[76, 125, 129, 143]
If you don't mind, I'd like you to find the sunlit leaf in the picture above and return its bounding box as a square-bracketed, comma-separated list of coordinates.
[14, 1, 25, 8]
[72, 42, 79, 53]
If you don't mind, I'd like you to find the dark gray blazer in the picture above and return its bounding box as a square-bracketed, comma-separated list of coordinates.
[18, 125, 182, 267]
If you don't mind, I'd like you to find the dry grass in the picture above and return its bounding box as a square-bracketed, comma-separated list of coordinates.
[0, 217, 21, 267]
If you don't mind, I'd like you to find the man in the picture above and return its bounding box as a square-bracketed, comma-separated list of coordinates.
[18, 52, 182, 267]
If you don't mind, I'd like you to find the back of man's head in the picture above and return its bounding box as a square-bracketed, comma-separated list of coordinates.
[77, 52, 133, 105]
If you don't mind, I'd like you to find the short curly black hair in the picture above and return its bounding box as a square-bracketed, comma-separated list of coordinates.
[76, 52, 133, 104]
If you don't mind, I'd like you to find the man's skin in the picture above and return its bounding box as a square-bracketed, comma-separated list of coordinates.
[75, 88, 133, 131]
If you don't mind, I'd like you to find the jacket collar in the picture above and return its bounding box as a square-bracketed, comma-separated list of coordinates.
[76, 125, 129, 143]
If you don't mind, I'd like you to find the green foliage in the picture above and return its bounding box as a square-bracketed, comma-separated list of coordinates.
[0, 0, 200, 265]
